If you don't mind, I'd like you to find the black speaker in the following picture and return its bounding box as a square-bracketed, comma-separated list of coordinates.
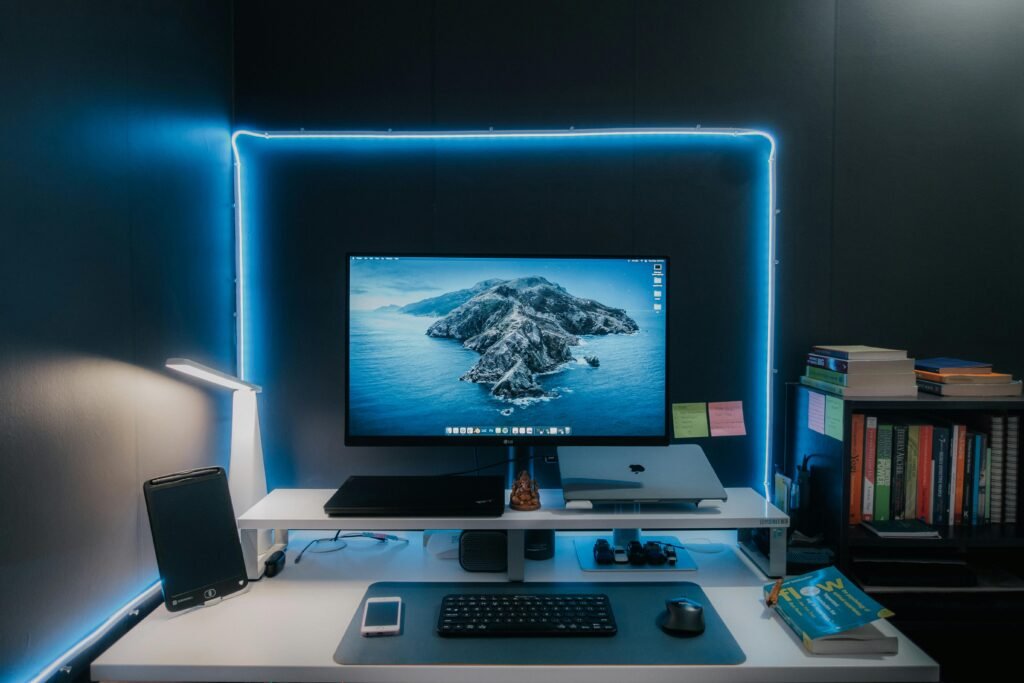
[143, 467, 248, 611]
[459, 530, 507, 572]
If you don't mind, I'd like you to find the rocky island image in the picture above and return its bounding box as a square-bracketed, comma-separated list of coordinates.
[347, 256, 666, 438]
[418, 277, 637, 400]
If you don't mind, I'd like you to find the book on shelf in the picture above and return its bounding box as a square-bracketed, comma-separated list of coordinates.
[916, 425, 933, 522]
[989, 415, 1005, 523]
[862, 417, 878, 522]
[1008, 415, 1019, 523]
[801, 375, 918, 398]
[891, 425, 908, 520]
[915, 370, 1013, 384]
[813, 346, 908, 361]
[807, 353, 915, 375]
[932, 426, 951, 527]
[849, 414, 865, 525]
[765, 567, 897, 655]
[807, 367, 918, 389]
[874, 423, 894, 522]
[962, 431, 975, 525]
[913, 355, 1020, 397]
[915, 358, 993, 374]
[905, 425, 919, 521]
[849, 411, 1019, 528]
[951, 424, 965, 525]
[861, 519, 940, 539]
[917, 380, 1022, 397]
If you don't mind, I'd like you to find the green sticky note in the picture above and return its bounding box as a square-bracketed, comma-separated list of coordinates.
[672, 402, 709, 439]
[825, 395, 844, 441]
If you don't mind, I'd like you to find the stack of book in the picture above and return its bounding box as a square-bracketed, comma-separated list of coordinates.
[800, 346, 918, 398]
[914, 357, 1023, 397]
[848, 412, 1021, 528]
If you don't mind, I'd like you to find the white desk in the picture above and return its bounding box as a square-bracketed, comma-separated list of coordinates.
[93, 530, 939, 683]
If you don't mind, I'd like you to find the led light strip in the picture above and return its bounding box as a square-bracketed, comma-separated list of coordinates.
[231, 127, 777, 498]
[27, 582, 161, 683]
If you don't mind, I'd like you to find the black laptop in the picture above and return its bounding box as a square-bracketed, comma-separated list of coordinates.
[324, 475, 506, 517]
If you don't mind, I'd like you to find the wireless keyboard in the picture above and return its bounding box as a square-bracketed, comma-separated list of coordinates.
[437, 593, 617, 636]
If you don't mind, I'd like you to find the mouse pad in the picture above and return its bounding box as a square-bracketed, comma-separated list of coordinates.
[334, 581, 745, 666]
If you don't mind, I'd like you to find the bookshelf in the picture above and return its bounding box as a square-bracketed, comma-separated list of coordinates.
[784, 383, 1024, 594]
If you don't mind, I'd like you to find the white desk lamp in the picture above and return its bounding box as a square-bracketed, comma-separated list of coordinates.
[165, 358, 285, 578]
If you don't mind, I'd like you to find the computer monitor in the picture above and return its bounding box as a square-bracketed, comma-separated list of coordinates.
[345, 255, 668, 446]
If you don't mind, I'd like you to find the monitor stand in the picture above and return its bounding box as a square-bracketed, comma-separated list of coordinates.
[508, 445, 555, 560]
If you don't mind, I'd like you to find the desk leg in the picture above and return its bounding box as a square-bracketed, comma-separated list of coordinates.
[241, 528, 289, 580]
[507, 530, 525, 581]
[737, 527, 787, 578]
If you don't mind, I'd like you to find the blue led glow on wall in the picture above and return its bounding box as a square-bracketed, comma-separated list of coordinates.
[232, 128, 777, 497]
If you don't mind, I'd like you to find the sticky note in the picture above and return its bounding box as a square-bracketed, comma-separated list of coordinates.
[825, 395, 844, 441]
[807, 391, 825, 435]
[672, 403, 709, 439]
[708, 401, 746, 437]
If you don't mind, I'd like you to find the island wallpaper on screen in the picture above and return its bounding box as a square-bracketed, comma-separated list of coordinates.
[348, 256, 667, 438]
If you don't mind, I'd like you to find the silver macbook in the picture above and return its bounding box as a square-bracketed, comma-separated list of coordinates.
[557, 444, 727, 505]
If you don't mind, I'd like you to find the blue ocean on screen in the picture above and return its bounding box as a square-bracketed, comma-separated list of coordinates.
[347, 257, 666, 437]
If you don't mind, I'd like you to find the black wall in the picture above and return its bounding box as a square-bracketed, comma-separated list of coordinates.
[233, 0, 1024, 489]
[238, 133, 773, 489]
[0, 2, 234, 680]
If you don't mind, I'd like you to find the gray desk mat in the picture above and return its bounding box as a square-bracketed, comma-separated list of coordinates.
[334, 581, 745, 666]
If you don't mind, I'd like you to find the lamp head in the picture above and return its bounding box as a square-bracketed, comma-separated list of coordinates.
[165, 358, 261, 393]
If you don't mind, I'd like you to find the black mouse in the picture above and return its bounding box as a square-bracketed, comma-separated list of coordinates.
[660, 597, 705, 635]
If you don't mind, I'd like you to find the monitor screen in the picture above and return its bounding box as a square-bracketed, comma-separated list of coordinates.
[346, 255, 668, 445]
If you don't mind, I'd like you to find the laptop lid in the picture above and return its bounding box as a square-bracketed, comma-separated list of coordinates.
[557, 445, 727, 504]
[324, 475, 506, 517]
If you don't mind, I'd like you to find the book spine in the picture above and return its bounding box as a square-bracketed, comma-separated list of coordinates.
[849, 414, 865, 525]
[875, 425, 894, 522]
[808, 367, 849, 386]
[917, 425, 933, 522]
[1008, 415, 1019, 523]
[799, 376, 845, 396]
[928, 434, 936, 525]
[972, 435, 982, 526]
[863, 417, 878, 521]
[812, 347, 853, 360]
[905, 425, 919, 521]
[891, 425, 908, 520]
[916, 381, 943, 396]
[933, 427, 950, 527]
[953, 425, 966, 525]
[962, 432, 974, 525]
[990, 415, 1004, 523]
[807, 354, 850, 373]
[978, 444, 987, 524]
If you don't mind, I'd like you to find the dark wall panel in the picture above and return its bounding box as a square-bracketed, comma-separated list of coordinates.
[433, 0, 635, 128]
[832, 0, 1024, 376]
[232, 0, 1023, 492]
[233, 0, 434, 131]
[634, 0, 837, 462]
[233, 0, 824, 491]
[240, 135, 771, 490]
[0, 2, 233, 680]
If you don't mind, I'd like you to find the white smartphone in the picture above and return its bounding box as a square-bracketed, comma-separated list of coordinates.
[360, 596, 402, 637]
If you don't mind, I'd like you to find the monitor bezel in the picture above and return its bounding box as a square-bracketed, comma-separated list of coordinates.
[344, 253, 670, 447]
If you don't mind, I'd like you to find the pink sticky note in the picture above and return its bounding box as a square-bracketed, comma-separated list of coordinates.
[708, 401, 746, 437]
[807, 391, 826, 435]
